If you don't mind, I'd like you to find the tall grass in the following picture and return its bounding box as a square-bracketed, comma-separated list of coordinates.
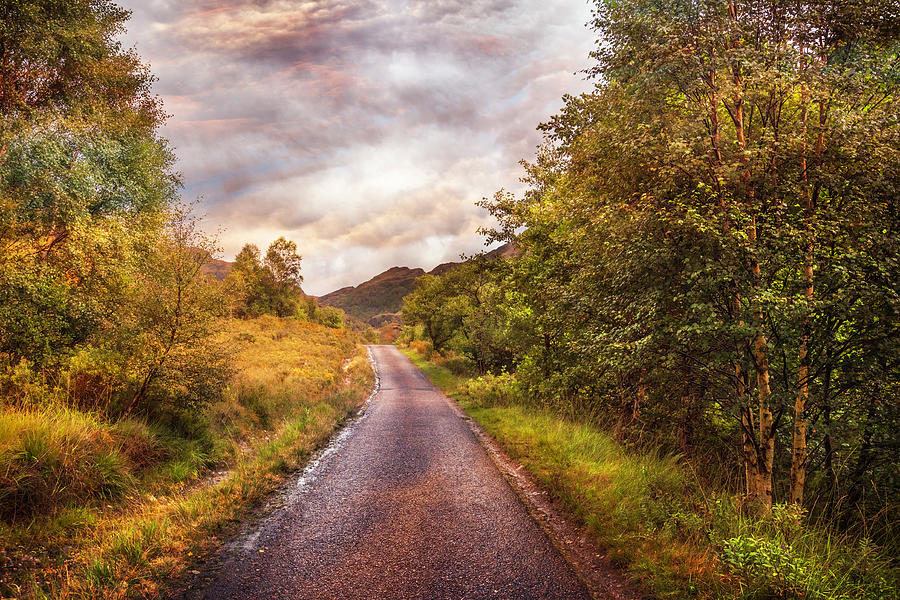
[0, 316, 373, 599]
[0, 408, 163, 520]
[405, 347, 899, 600]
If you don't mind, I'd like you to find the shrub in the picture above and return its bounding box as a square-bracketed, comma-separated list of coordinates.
[459, 372, 520, 407]
[408, 339, 433, 359]
[316, 306, 345, 329]
[441, 355, 475, 376]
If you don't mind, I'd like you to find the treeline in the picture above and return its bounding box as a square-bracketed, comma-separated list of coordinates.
[0, 0, 342, 425]
[404, 0, 899, 532]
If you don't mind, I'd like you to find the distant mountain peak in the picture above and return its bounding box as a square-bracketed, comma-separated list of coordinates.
[318, 242, 519, 323]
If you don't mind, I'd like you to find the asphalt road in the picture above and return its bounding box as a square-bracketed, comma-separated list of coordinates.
[190, 345, 592, 600]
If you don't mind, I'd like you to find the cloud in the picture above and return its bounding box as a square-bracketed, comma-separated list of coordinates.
[119, 0, 595, 294]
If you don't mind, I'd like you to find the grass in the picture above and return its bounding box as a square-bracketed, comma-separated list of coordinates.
[0, 408, 156, 521]
[0, 316, 373, 599]
[403, 346, 900, 600]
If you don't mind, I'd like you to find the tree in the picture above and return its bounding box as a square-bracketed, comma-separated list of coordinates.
[265, 237, 303, 288]
[478, 0, 899, 516]
[402, 274, 466, 352]
[122, 207, 227, 415]
[227, 238, 307, 318]
[0, 2, 232, 422]
[0, 0, 177, 369]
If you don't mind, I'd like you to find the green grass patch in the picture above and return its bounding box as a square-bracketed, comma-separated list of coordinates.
[401, 347, 462, 395]
[405, 346, 900, 600]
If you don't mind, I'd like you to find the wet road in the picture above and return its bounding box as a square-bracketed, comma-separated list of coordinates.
[191, 345, 591, 600]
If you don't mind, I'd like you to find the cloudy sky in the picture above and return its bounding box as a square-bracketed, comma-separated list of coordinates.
[119, 0, 596, 295]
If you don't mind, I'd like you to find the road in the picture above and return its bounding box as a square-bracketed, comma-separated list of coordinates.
[189, 345, 592, 600]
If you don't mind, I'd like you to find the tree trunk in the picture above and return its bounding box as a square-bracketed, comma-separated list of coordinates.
[749, 215, 774, 507]
[741, 402, 759, 497]
[753, 328, 775, 507]
[822, 359, 836, 513]
[725, 38, 776, 505]
[128, 365, 159, 414]
[791, 93, 827, 505]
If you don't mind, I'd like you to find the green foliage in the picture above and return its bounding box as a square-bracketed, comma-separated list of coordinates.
[402, 274, 466, 352]
[465, 0, 900, 527]
[400, 2, 899, 595]
[0, 1, 159, 121]
[264, 236, 303, 287]
[722, 536, 809, 597]
[0, 0, 178, 372]
[226, 237, 333, 324]
[107, 206, 232, 417]
[410, 347, 897, 599]
[402, 257, 522, 372]
[316, 305, 345, 329]
[715, 505, 898, 600]
[0, 0, 231, 425]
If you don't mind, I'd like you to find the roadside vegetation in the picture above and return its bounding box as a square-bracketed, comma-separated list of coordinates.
[1, 318, 372, 599]
[401, 1, 899, 598]
[0, 3, 372, 598]
[404, 347, 898, 599]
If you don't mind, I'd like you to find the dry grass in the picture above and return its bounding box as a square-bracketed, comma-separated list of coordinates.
[0, 408, 161, 522]
[0, 316, 373, 599]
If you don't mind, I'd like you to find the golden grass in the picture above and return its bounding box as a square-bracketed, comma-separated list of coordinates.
[0, 316, 373, 599]
[0, 407, 161, 522]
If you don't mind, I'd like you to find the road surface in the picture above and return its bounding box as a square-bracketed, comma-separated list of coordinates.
[189, 345, 592, 600]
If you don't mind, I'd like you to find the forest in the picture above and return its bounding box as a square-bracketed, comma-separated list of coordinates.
[402, 1, 899, 597]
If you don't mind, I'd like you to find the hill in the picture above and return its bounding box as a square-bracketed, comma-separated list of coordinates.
[201, 257, 234, 280]
[318, 266, 426, 322]
[318, 242, 520, 323]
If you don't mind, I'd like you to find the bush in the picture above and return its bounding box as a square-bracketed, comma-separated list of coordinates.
[408, 339, 433, 359]
[316, 306, 345, 329]
[459, 372, 520, 407]
[441, 355, 476, 376]
[714, 503, 899, 600]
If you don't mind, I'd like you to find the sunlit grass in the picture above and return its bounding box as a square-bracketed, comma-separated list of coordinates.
[0, 407, 157, 521]
[406, 347, 899, 600]
[0, 316, 373, 599]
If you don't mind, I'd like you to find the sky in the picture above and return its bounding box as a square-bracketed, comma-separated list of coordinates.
[118, 0, 597, 295]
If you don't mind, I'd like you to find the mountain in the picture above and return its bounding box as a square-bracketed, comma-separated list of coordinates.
[317, 266, 425, 322]
[318, 242, 520, 323]
[201, 257, 234, 280]
[485, 241, 521, 260]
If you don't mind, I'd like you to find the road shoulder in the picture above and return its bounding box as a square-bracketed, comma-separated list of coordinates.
[405, 348, 651, 600]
